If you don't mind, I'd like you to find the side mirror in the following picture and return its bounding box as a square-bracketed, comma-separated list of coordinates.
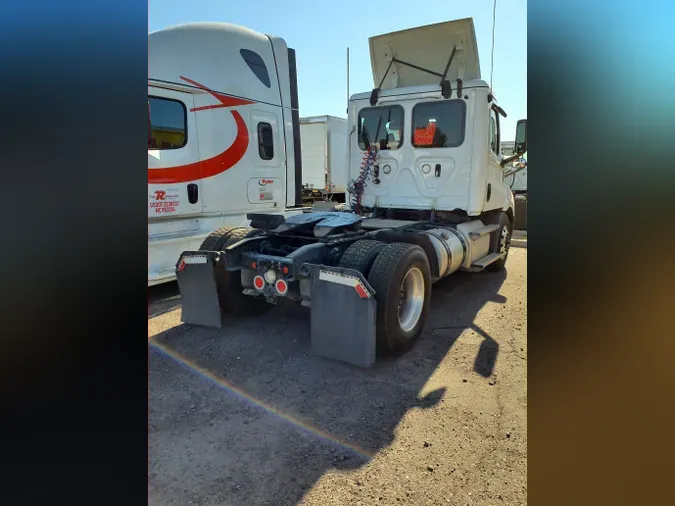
[514, 119, 527, 154]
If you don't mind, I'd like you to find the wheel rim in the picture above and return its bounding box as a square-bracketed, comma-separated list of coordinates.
[398, 267, 425, 333]
[499, 225, 511, 256]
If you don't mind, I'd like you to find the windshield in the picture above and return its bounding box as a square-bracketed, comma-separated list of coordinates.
[357, 106, 404, 150]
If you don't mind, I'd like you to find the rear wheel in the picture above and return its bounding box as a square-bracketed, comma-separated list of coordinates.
[486, 212, 512, 272]
[338, 240, 387, 277]
[213, 227, 271, 315]
[367, 243, 432, 355]
[198, 225, 245, 251]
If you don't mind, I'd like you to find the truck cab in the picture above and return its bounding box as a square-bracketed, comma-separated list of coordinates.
[174, 18, 528, 368]
[348, 18, 515, 221]
[148, 23, 303, 286]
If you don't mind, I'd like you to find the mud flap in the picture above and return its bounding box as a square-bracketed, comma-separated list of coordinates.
[175, 251, 223, 328]
[309, 265, 377, 367]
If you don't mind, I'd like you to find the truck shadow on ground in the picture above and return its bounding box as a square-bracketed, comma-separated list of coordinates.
[149, 268, 507, 506]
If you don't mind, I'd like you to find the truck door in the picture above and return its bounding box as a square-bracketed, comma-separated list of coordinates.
[148, 87, 202, 219]
[244, 108, 285, 210]
[486, 107, 508, 210]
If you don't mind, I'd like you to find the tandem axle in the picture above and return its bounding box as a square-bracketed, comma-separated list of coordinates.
[176, 210, 512, 367]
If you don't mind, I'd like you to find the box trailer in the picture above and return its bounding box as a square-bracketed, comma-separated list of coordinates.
[300, 115, 348, 203]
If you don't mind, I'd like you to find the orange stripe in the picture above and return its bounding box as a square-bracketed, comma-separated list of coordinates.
[179, 75, 254, 107]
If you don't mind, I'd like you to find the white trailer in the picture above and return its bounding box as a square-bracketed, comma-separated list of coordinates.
[148, 23, 308, 286]
[501, 141, 527, 229]
[299, 115, 348, 203]
[175, 19, 528, 367]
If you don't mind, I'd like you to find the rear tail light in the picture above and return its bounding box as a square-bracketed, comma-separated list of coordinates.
[275, 279, 288, 295]
[253, 275, 265, 290]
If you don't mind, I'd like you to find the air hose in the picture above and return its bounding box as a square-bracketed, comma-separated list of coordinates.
[347, 146, 379, 215]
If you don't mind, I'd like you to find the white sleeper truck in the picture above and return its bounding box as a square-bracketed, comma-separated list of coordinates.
[148, 23, 306, 286]
[300, 115, 349, 204]
[175, 19, 528, 367]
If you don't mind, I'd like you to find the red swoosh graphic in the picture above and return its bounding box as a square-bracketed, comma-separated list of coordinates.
[179, 75, 253, 111]
[148, 77, 254, 185]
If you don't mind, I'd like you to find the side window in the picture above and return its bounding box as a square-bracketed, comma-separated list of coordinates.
[489, 108, 500, 155]
[357, 106, 404, 151]
[258, 122, 274, 160]
[148, 96, 187, 150]
[412, 100, 466, 148]
[240, 49, 271, 88]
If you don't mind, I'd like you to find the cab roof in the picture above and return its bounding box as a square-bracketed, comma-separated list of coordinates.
[149, 22, 283, 106]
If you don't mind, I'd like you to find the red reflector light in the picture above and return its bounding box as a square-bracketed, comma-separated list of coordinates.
[251, 262, 257, 269]
[354, 283, 369, 299]
[282, 266, 289, 274]
[275, 279, 288, 295]
[253, 275, 265, 290]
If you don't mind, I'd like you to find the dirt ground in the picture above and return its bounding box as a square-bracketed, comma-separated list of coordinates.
[149, 246, 527, 506]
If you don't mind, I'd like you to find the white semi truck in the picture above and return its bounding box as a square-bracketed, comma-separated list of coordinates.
[300, 115, 348, 204]
[148, 23, 308, 286]
[174, 19, 528, 367]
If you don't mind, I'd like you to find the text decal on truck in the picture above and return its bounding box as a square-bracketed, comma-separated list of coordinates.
[149, 189, 180, 213]
[148, 76, 255, 185]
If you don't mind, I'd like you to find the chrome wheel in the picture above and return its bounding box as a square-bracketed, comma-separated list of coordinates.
[398, 267, 425, 332]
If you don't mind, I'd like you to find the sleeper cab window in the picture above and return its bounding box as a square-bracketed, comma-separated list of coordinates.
[258, 122, 274, 160]
[240, 49, 271, 88]
[148, 96, 187, 150]
[357, 105, 404, 151]
[412, 100, 466, 148]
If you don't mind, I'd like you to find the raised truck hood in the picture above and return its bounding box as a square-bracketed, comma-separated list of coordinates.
[368, 18, 480, 89]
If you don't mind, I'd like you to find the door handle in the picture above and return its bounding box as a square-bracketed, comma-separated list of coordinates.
[187, 183, 198, 204]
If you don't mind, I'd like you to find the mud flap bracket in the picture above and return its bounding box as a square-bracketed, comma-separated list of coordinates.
[308, 265, 377, 367]
[175, 251, 223, 328]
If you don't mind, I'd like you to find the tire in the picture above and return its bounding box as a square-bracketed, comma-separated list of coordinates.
[367, 243, 432, 355]
[198, 225, 246, 251]
[213, 227, 271, 315]
[338, 240, 387, 277]
[486, 212, 512, 272]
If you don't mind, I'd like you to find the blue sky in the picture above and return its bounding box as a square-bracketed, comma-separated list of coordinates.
[149, 0, 526, 141]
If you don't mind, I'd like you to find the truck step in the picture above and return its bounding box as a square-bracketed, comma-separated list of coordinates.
[472, 252, 502, 269]
[469, 224, 500, 239]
